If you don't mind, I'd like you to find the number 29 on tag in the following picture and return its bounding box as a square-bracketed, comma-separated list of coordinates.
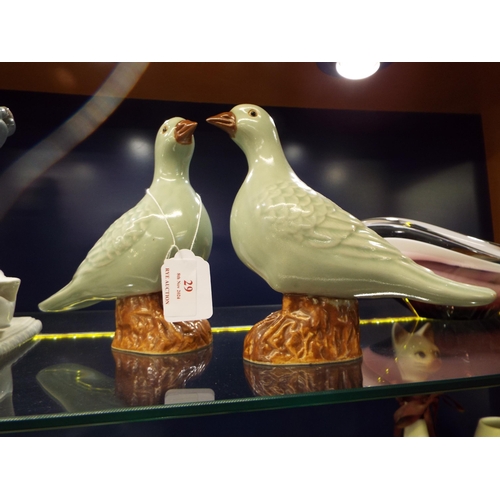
[161, 249, 212, 322]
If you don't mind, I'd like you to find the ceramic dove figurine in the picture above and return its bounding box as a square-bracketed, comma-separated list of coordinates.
[0, 107, 15, 148]
[207, 104, 495, 308]
[39, 118, 212, 312]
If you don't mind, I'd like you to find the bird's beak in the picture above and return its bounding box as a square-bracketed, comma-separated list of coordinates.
[175, 119, 197, 145]
[206, 112, 237, 138]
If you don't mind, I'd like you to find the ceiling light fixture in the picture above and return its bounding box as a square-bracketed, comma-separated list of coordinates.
[317, 62, 391, 80]
[335, 62, 380, 80]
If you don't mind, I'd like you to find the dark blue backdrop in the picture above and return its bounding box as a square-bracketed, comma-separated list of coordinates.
[0, 90, 493, 313]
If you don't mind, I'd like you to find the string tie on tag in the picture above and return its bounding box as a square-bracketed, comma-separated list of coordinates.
[166, 244, 180, 260]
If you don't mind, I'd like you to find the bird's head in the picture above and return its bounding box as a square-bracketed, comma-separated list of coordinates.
[207, 104, 281, 155]
[155, 117, 197, 167]
[156, 117, 197, 147]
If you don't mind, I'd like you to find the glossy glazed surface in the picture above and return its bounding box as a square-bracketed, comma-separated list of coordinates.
[1, 94, 493, 313]
[0, 317, 41, 357]
[474, 417, 500, 437]
[208, 105, 495, 307]
[39, 118, 212, 312]
[0, 271, 20, 328]
[243, 294, 360, 364]
[0, 107, 15, 149]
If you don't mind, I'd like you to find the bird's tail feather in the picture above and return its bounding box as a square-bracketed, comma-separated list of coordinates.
[38, 284, 105, 312]
[378, 261, 497, 307]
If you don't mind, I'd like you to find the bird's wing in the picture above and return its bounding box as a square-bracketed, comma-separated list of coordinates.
[257, 179, 402, 259]
[74, 202, 155, 276]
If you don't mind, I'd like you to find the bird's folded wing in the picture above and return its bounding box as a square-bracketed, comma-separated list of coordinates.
[75, 204, 154, 276]
[257, 180, 403, 259]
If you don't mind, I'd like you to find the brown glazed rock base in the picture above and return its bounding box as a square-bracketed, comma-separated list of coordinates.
[112, 292, 212, 355]
[243, 293, 361, 365]
[113, 345, 212, 406]
[244, 358, 363, 396]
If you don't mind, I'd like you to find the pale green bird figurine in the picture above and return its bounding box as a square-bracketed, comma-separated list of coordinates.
[207, 104, 496, 307]
[39, 118, 212, 312]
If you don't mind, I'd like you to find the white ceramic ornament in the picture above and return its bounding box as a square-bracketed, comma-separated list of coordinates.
[0, 271, 20, 329]
[0, 107, 15, 149]
[474, 417, 500, 437]
[207, 104, 496, 307]
[404, 419, 430, 437]
[39, 118, 212, 312]
[0, 271, 42, 356]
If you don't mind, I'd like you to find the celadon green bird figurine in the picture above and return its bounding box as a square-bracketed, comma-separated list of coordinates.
[39, 118, 212, 313]
[207, 104, 495, 308]
[208, 104, 496, 365]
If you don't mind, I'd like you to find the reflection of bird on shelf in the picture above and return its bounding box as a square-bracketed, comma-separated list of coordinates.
[36, 364, 124, 412]
[0, 106, 15, 148]
[39, 118, 212, 312]
[244, 359, 362, 396]
[113, 345, 212, 406]
[207, 104, 496, 308]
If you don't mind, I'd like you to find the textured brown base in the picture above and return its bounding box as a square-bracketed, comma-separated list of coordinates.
[113, 345, 212, 406]
[243, 293, 361, 365]
[112, 292, 212, 355]
[244, 358, 363, 396]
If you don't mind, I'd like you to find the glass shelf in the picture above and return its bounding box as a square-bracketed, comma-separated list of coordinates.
[1, 299, 500, 433]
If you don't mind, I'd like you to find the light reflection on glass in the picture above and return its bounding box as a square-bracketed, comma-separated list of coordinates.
[323, 162, 348, 185]
[0, 62, 150, 220]
[127, 137, 153, 161]
[284, 143, 305, 162]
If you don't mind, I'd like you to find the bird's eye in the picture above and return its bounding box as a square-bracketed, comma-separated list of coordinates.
[248, 109, 258, 117]
[162, 125, 168, 133]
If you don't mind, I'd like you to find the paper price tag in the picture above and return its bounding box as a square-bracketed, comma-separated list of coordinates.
[161, 249, 213, 322]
